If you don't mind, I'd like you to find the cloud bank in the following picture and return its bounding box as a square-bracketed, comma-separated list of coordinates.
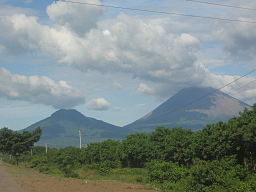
[47, 0, 103, 35]
[0, 68, 85, 108]
[0, 1, 256, 104]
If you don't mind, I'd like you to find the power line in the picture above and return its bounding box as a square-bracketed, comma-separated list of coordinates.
[216, 69, 256, 91]
[225, 78, 256, 96]
[241, 79, 256, 88]
[60, 0, 256, 24]
[186, 0, 256, 11]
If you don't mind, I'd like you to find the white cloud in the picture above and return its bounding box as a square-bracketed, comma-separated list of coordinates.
[0, 5, 36, 16]
[219, 22, 256, 64]
[0, 13, 201, 83]
[0, 8, 256, 103]
[0, 68, 85, 108]
[46, 0, 103, 35]
[138, 83, 155, 95]
[85, 98, 112, 111]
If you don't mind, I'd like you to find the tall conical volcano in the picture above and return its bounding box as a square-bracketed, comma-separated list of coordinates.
[21, 109, 128, 148]
[125, 87, 250, 132]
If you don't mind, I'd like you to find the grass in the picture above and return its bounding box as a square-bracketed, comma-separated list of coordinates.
[4, 159, 149, 185]
[3, 162, 157, 192]
[7, 161, 149, 185]
[77, 167, 149, 184]
[6, 163, 42, 177]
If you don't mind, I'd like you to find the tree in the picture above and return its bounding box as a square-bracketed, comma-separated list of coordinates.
[193, 105, 256, 171]
[188, 158, 247, 192]
[0, 127, 42, 165]
[84, 140, 122, 164]
[121, 133, 153, 168]
[151, 127, 194, 165]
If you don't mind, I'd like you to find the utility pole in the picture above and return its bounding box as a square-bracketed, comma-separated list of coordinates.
[79, 130, 82, 149]
[45, 143, 48, 154]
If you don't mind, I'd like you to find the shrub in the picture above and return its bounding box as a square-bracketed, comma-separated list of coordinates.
[147, 161, 188, 183]
[187, 158, 248, 192]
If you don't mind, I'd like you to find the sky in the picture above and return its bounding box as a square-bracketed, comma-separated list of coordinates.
[0, 0, 256, 130]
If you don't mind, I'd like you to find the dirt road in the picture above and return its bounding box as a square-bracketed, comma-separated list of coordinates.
[0, 162, 158, 192]
[0, 161, 24, 192]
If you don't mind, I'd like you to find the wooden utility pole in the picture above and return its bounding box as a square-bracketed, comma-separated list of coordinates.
[45, 143, 48, 154]
[79, 130, 82, 149]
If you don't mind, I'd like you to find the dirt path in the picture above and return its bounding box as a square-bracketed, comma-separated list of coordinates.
[1, 162, 158, 192]
[0, 161, 24, 192]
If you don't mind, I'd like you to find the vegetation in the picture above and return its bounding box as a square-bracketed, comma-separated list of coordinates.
[1, 104, 256, 191]
[0, 127, 41, 165]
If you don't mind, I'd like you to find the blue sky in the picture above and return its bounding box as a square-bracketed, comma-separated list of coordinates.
[0, 0, 256, 130]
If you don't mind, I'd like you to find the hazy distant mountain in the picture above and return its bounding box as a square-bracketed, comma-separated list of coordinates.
[125, 87, 251, 132]
[22, 87, 251, 148]
[21, 109, 129, 148]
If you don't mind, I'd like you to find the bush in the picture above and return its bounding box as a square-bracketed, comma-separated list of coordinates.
[62, 167, 80, 178]
[30, 155, 47, 168]
[38, 165, 51, 174]
[187, 158, 248, 192]
[147, 161, 188, 183]
[86, 160, 121, 175]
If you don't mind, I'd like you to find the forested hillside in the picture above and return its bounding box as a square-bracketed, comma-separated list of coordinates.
[1, 104, 256, 192]
[21, 109, 129, 147]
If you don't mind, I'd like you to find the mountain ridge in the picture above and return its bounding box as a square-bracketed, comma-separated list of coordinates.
[21, 109, 129, 148]
[21, 87, 251, 147]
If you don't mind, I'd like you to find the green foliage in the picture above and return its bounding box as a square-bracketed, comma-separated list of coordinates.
[147, 161, 188, 183]
[30, 155, 48, 168]
[0, 128, 15, 154]
[121, 133, 153, 168]
[187, 158, 247, 192]
[151, 127, 194, 165]
[85, 161, 121, 175]
[83, 140, 122, 164]
[54, 147, 82, 177]
[0, 127, 41, 165]
[193, 106, 256, 171]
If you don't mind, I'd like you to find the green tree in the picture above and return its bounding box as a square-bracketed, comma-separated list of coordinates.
[54, 147, 82, 177]
[193, 105, 256, 170]
[151, 127, 194, 165]
[229, 105, 256, 171]
[188, 158, 247, 192]
[84, 140, 122, 164]
[192, 122, 235, 161]
[121, 133, 153, 168]
[0, 127, 42, 165]
[147, 161, 187, 183]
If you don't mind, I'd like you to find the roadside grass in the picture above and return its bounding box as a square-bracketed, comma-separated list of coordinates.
[2, 156, 156, 191]
[5, 162, 64, 180]
[5, 161, 153, 187]
[77, 167, 149, 184]
[6, 163, 42, 177]
[5, 161, 150, 185]
[4, 163, 157, 191]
